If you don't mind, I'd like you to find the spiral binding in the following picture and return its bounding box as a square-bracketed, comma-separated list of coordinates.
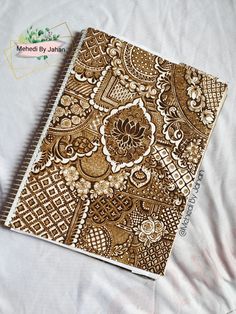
[0, 31, 86, 225]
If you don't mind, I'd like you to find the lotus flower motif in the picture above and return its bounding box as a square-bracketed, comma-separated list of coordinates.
[112, 118, 145, 149]
[100, 98, 156, 172]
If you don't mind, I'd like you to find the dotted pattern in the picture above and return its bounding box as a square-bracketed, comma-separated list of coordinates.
[132, 47, 157, 76]
[123, 44, 157, 82]
[202, 76, 226, 112]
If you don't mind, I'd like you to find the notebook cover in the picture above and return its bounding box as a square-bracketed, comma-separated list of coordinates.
[0, 28, 227, 278]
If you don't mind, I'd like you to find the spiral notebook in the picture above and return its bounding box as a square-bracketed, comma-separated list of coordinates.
[0, 28, 227, 279]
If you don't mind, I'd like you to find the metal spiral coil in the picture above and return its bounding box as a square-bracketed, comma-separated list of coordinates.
[0, 31, 84, 225]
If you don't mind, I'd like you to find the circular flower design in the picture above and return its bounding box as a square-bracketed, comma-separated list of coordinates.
[183, 140, 202, 164]
[91, 180, 113, 198]
[61, 95, 72, 107]
[80, 100, 90, 110]
[200, 109, 214, 125]
[108, 171, 129, 190]
[71, 116, 81, 125]
[51, 94, 92, 129]
[112, 118, 145, 149]
[54, 106, 65, 119]
[71, 103, 82, 115]
[140, 219, 155, 235]
[134, 217, 167, 246]
[75, 178, 91, 200]
[60, 166, 79, 190]
[60, 118, 72, 128]
[60, 95, 78, 107]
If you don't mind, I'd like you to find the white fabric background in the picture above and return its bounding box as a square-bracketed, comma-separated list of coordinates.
[0, 0, 235, 313]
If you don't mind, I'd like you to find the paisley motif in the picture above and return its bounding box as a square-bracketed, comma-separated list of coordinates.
[129, 165, 151, 188]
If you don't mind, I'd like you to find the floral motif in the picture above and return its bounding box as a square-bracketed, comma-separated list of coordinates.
[90, 180, 113, 198]
[108, 171, 129, 190]
[90, 171, 129, 199]
[112, 118, 145, 149]
[51, 94, 91, 128]
[185, 66, 201, 85]
[187, 85, 202, 100]
[100, 98, 156, 173]
[75, 178, 91, 200]
[60, 118, 72, 128]
[200, 109, 214, 126]
[180, 138, 204, 174]
[60, 165, 129, 200]
[60, 166, 79, 190]
[134, 217, 167, 246]
[185, 68, 206, 113]
[185, 66, 216, 128]
[54, 106, 64, 119]
[182, 140, 202, 164]
[61, 95, 74, 107]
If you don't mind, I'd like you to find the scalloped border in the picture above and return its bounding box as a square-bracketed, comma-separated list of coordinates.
[100, 98, 156, 173]
[88, 65, 111, 112]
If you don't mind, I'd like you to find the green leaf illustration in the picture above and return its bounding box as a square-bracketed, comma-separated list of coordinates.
[23, 25, 61, 60]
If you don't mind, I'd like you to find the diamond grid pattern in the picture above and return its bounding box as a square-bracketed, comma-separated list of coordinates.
[129, 210, 145, 227]
[160, 207, 180, 233]
[137, 240, 172, 274]
[153, 145, 193, 196]
[202, 76, 226, 112]
[86, 227, 108, 253]
[89, 193, 133, 224]
[11, 166, 78, 242]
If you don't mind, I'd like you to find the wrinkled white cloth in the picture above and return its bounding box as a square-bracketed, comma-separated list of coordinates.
[0, 0, 235, 313]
